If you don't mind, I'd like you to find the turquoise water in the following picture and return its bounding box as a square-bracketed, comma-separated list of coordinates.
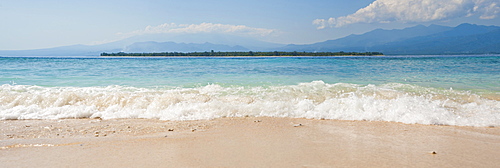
[1, 56, 499, 126]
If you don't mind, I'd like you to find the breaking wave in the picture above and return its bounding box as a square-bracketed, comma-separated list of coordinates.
[1, 81, 498, 127]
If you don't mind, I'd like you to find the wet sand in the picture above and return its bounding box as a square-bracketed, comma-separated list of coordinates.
[1, 117, 499, 167]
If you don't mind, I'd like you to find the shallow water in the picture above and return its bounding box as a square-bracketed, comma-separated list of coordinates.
[1, 55, 499, 126]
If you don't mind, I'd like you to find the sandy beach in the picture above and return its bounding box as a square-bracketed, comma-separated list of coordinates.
[0, 117, 498, 167]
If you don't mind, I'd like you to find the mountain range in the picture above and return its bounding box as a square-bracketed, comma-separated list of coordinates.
[1, 23, 499, 56]
[282, 23, 500, 55]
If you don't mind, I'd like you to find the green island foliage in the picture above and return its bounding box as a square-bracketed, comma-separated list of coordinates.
[100, 51, 383, 57]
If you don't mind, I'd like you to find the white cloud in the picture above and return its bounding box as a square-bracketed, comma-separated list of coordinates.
[119, 22, 277, 37]
[314, 0, 500, 28]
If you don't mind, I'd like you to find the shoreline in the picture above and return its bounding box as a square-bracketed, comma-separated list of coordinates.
[99, 55, 385, 58]
[99, 51, 384, 57]
[1, 117, 499, 167]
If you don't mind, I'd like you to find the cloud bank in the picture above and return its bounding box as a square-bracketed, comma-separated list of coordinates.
[120, 22, 277, 37]
[314, 0, 500, 28]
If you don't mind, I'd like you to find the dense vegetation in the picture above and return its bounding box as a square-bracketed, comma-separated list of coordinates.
[100, 51, 383, 57]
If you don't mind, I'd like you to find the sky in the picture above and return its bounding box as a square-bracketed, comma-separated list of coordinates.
[1, 0, 499, 50]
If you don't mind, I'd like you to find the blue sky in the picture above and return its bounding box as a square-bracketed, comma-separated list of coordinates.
[1, 0, 499, 50]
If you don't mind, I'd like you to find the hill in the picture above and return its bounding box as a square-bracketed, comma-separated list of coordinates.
[279, 23, 500, 55]
[1, 23, 499, 56]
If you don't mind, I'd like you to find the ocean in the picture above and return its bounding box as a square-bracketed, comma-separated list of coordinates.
[1, 55, 499, 126]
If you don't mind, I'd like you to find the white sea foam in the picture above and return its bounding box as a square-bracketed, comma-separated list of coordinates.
[1, 81, 499, 127]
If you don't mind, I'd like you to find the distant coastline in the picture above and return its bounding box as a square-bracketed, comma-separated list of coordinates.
[100, 51, 384, 57]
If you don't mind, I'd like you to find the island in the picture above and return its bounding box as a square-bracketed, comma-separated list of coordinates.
[100, 51, 384, 57]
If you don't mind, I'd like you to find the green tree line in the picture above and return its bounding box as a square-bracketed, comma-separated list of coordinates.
[100, 51, 383, 57]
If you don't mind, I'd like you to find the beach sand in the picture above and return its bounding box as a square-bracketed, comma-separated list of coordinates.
[1, 117, 499, 167]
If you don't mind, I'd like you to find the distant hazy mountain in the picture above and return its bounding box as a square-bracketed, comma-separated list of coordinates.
[101, 33, 284, 51]
[0, 44, 122, 56]
[124, 41, 248, 53]
[125, 33, 284, 51]
[279, 23, 500, 55]
[0, 33, 283, 56]
[1, 23, 499, 56]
